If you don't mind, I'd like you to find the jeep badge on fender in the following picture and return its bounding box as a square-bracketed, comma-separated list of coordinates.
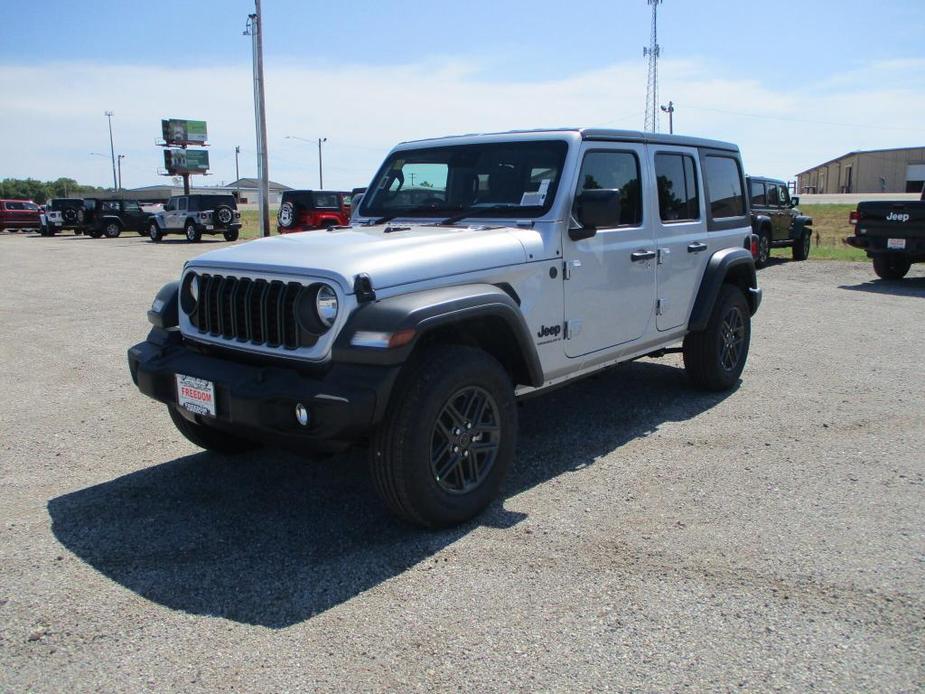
[129, 127, 762, 528]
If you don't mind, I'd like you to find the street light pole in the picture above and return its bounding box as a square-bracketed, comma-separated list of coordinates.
[234, 145, 241, 201]
[104, 111, 118, 191]
[318, 137, 327, 189]
[245, 1, 271, 237]
[660, 100, 675, 134]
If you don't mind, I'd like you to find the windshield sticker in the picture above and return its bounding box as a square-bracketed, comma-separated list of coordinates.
[520, 180, 551, 207]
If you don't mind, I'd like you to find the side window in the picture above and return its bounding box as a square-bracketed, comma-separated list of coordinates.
[574, 151, 642, 227]
[102, 201, 119, 212]
[777, 184, 791, 206]
[123, 201, 141, 213]
[767, 184, 780, 206]
[655, 153, 700, 222]
[165, 199, 176, 212]
[6, 202, 24, 210]
[178, 198, 188, 211]
[704, 156, 746, 219]
[749, 180, 766, 206]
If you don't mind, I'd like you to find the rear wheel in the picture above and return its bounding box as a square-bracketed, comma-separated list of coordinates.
[168, 407, 260, 454]
[872, 254, 911, 280]
[89, 229, 103, 239]
[185, 220, 201, 243]
[755, 229, 770, 268]
[104, 221, 121, 238]
[683, 284, 751, 391]
[223, 229, 239, 242]
[369, 345, 517, 528]
[792, 231, 811, 261]
[148, 221, 163, 243]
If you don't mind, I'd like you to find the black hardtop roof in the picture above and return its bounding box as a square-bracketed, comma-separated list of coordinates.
[283, 190, 349, 196]
[746, 175, 786, 185]
[171, 193, 235, 198]
[83, 197, 142, 202]
[400, 127, 740, 153]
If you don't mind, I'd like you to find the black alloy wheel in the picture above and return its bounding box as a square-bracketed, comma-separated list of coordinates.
[430, 386, 501, 495]
[755, 230, 770, 268]
[719, 304, 746, 373]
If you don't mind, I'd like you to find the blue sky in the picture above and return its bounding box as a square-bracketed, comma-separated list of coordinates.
[2, 0, 924, 189]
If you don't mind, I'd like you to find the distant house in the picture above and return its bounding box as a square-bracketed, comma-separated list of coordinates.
[796, 147, 925, 195]
[126, 178, 292, 205]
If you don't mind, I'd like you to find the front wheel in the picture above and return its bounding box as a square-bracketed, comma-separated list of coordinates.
[185, 221, 201, 243]
[792, 231, 811, 261]
[168, 407, 260, 454]
[369, 345, 517, 528]
[872, 254, 911, 280]
[104, 222, 121, 238]
[683, 284, 751, 391]
[148, 221, 163, 243]
[223, 228, 239, 242]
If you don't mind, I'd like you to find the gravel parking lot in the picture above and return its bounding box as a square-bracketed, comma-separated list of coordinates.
[1, 231, 923, 692]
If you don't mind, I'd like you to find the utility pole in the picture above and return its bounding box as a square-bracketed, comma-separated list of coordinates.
[105, 111, 118, 190]
[317, 137, 327, 189]
[245, 1, 271, 237]
[234, 145, 241, 201]
[643, 0, 663, 133]
[117, 154, 125, 191]
[660, 101, 675, 134]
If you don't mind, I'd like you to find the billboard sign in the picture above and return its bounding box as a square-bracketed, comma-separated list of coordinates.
[161, 119, 208, 146]
[164, 149, 210, 174]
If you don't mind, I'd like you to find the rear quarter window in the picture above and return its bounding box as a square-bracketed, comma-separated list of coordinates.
[704, 156, 746, 220]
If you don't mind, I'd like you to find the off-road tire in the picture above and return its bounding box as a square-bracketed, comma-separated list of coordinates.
[62, 207, 78, 224]
[214, 205, 235, 227]
[369, 345, 517, 528]
[223, 229, 239, 242]
[104, 221, 122, 238]
[89, 229, 103, 239]
[683, 284, 751, 392]
[792, 230, 811, 261]
[167, 406, 260, 454]
[148, 221, 163, 243]
[872, 254, 911, 280]
[185, 220, 201, 243]
[755, 229, 771, 268]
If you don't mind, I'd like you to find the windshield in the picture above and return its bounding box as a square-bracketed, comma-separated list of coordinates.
[190, 196, 236, 211]
[360, 140, 568, 220]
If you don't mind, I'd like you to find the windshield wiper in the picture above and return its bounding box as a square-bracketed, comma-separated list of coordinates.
[438, 204, 527, 226]
[366, 205, 455, 226]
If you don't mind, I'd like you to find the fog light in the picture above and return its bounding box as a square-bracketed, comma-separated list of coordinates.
[295, 403, 310, 427]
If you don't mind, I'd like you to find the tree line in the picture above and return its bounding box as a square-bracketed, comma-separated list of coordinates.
[0, 178, 107, 204]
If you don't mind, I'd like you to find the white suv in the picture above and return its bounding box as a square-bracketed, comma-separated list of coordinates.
[146, 194, 241, 243]
[130, 128, 761, 527]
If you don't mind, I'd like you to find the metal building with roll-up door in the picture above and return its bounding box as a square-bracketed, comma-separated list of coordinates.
[796, 147, 925, 195]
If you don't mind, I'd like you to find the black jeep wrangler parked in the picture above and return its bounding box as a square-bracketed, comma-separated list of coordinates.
[747, 176, 813, 268]
[80, 198, 150, 238]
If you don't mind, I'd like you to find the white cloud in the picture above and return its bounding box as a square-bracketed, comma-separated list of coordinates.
[1, 57, 923, 190]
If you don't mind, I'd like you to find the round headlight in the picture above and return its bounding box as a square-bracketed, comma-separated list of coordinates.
[316, 285, 338, 327]
[189, 274, 199, 302]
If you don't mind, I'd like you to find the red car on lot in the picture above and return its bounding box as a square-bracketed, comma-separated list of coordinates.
[276, 190, 351, 233]
[0, 199, 42, 232]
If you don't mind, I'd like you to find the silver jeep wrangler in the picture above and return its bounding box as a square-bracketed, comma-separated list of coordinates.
[129, 128, 761, 527]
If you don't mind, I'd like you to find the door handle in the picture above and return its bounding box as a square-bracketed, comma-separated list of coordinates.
[687, 242, 708, 253]
[631, 250, 657, 262]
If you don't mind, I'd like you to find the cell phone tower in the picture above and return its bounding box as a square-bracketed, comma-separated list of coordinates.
[643, 0, 663, 132]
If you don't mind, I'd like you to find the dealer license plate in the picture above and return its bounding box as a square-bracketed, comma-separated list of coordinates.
[176, 374, 216, 417]
[887, 238, 906, 250]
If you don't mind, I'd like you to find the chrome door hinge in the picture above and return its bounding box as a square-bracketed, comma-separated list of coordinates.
[656, 299, 667, 316]
[657, 248, 669, 265]
[564, 320, 582, 340]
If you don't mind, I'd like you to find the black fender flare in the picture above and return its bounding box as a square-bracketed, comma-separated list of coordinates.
[101, 215, 122, 227]
[333, 283, 544, 387]
[688, 248, 760, 332]
[790, 215, 813, 240]
[752, 214, 772, 235]
[146, 281, 179, 329]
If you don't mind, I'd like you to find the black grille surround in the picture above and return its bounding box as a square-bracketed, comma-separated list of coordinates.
[187, 273, 321, 350]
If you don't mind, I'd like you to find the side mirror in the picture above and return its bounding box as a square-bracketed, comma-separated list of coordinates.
[790, 196, 800, 207]
[571, 189, 622, 241]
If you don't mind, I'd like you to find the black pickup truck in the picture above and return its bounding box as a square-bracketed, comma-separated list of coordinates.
[846, 188, 925, 279]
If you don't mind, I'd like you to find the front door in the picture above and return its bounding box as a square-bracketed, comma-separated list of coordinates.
[563, 145, 656, 358]
[652, 148, 710, 331]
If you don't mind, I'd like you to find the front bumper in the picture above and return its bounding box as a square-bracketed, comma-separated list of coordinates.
[128, 329, 398, 450]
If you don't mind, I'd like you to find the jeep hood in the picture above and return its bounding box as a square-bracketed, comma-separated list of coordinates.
[186, 224, 532, 292]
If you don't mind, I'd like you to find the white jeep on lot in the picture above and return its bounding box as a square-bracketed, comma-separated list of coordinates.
[146, 194, 241, 243]
[129, 128, 761, 527]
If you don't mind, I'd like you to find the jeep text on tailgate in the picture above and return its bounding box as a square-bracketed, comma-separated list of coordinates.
[128, 128, 762, 527]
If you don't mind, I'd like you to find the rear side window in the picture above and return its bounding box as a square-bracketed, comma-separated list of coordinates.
[575, 151, 642, 226]
[704, 156, 745, 219]
[767, 184, 780, 205]
[5, 202, 24, 210]
[749, 180, 766, 206]
[655, 153, 700, 222]
[313, 192, 340, 208]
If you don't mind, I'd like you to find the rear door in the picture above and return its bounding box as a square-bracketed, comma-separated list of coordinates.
[121, 200, 145, 230]
[562, 144, 656, 357]
[767, 183, 788, 240]
[652, 147, 709, 331]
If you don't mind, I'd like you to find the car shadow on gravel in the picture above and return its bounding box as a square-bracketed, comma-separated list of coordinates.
[48, 360, 731, 628]
[839, 276, 925, 298]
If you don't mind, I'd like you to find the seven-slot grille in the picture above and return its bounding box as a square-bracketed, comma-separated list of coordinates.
[189, 273, 304, 350]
